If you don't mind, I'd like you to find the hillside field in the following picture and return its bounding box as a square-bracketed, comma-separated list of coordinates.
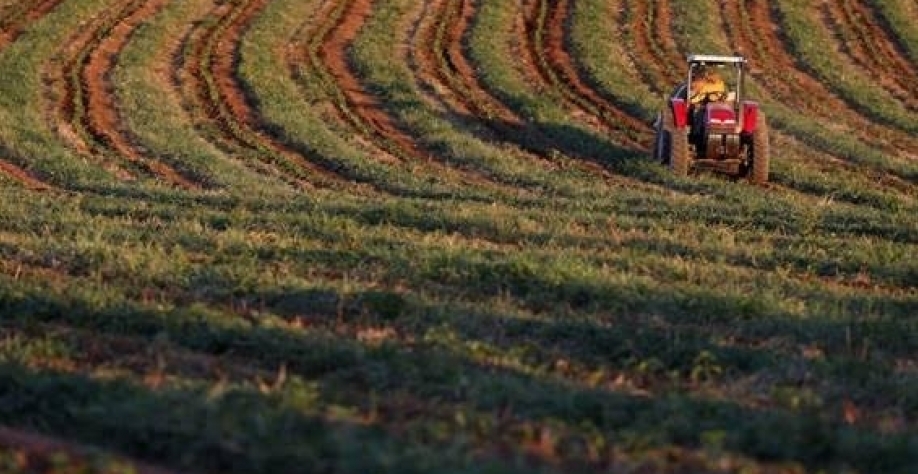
[0, 0, 916, 472]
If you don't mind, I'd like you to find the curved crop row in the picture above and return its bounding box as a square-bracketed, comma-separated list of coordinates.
[525, 0, 649, 149]
[0, 0, 64, 189]
[820, 0, 918, 111]
[175, 0, 356, 191]
[44, 0, 200, 187]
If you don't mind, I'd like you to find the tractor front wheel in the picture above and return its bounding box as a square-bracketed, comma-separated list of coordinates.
[749, 113, 770, 184]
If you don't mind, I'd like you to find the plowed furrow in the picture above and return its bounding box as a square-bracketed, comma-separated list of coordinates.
[541, 0, 650, 148]
[412, 0, 513, 124]
[45, 0, 193, 185]
[289, 0, 403, 165]
[43, 2, 138, 181]
[618, 0, 682, 93]
[82, 0, 200, 189]
[516, 0, 642, 147]
[179, 0, 346, 190]
[411, 0, 555, 155]
[317, 0, 522, 191]
[316, 0, 431, 163]
[821, 0, 918, 111]
[719, 0, 918, 155]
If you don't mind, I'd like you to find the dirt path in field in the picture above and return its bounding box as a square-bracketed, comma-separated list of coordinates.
[407, 0, 566, 169]
[317, 0, 426, 162]
[43, 0, 201, 186]
[410, 0, 522, 127]
[0, 0, 62, 190]
[819, 0, 918, 112]
[0, 426, 181, 474]
[718, 0, 918, 158]
[287, 0, 404, 167]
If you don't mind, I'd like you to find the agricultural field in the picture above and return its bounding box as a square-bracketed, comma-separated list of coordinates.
[0, 0, 916, 472]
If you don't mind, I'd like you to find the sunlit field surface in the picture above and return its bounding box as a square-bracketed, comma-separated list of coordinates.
[0, 0, 915, 472]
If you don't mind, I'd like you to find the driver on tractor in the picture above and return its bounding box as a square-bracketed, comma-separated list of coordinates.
[690, 66, 727, 104]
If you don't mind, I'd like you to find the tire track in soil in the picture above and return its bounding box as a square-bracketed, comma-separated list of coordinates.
[718, 0, 918, 158]
[413, 0, 644, 185]
[0, 0, 61, 47]
[0, 426, 181, 474]
[411, 0, 522, 127]
[820, 0, 918, 112]
[0, 0, 63, 191]
[317, 0, 519, 192]
[179, 0, 355, 192]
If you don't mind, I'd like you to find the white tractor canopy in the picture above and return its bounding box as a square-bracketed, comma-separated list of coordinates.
[686, 54, 747, 65]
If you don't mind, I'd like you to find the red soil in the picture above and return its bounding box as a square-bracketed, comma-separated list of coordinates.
[181, 0, 356, 191]
[541, 0, 650, 148]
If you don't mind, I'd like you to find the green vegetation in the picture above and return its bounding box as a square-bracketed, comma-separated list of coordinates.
[0, 1, 915, 473]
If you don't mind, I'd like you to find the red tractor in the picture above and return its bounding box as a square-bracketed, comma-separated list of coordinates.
[652, 54, 770, 183]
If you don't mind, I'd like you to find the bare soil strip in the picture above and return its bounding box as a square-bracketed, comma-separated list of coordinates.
[412, 0, 522, 126]
[178, 0, 351, 191]
[317, 0, 429, 162]
[820, 0, 918, 111]
[82, 0, 201, 189]
[0, 426, 180, 474]
[409, 0, 560, 163]
[43, 0, 192, 185]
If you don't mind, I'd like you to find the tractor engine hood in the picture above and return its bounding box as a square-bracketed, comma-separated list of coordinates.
[704, 103, 737, 133]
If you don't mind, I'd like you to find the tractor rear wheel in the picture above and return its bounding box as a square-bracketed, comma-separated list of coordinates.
[669, 127, 690, 177]
[660, 107, 690, 176]
[749, 113, 770, 184]
[653, 113, 670, 163]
